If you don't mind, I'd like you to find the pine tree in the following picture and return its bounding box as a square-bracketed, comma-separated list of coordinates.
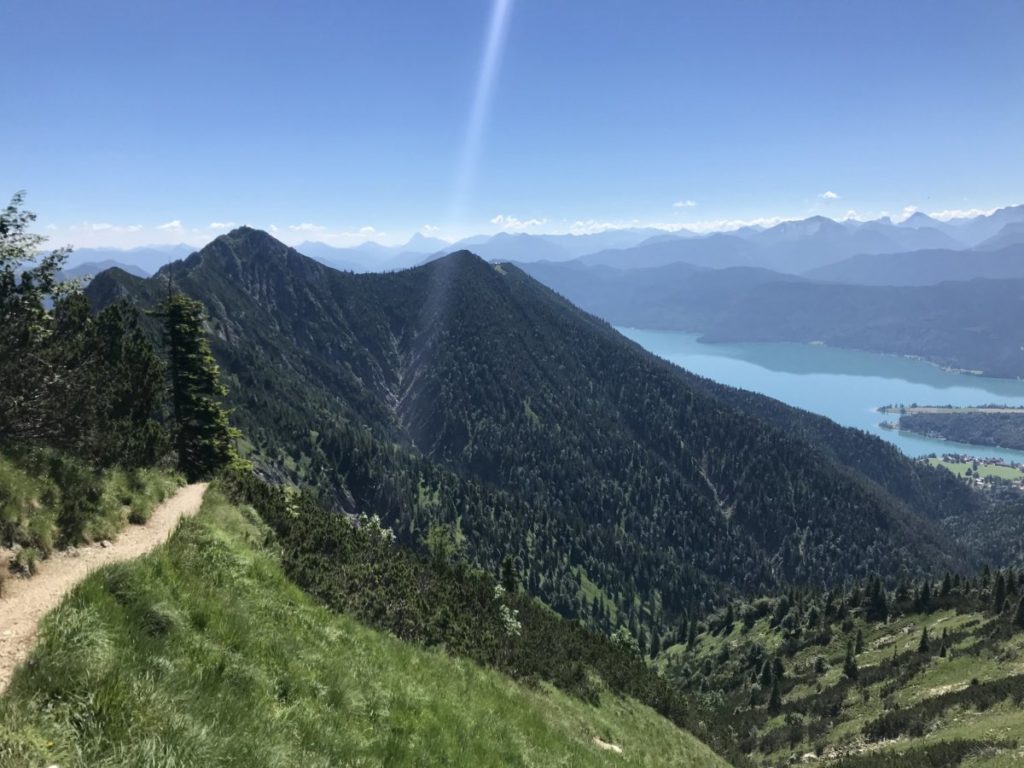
[686, 618, 699, 649]
[649, 630, 661, 659]
[500, 554, 519, 593]
[855, 628, 864, 654]
[866, 576, 889, 623]
[768, 676, 782, 714]
[843, 640, 858, 680]
[91, 301, 168, 467]
[159, 292, 242, 480]
[917, 627, 930, 654]
[1014, 597, 1024, 630]
[916, 579, 932, 612]
[772, 656, 785, 681]
[940, 572, 953, 597]
[992, 572, 1007, 614]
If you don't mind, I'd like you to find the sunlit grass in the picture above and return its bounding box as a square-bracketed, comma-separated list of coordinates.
[0, 484, 727, 767]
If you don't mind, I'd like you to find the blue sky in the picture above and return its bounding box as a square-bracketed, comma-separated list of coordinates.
[3, 0, 1022, 248]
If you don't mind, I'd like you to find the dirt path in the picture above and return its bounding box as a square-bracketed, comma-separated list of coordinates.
[0, 482, 208, 693]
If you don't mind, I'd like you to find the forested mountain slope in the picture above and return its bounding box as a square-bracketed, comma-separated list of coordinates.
[87, 228, 977, 642]
[803, 244, 1024, 286]
[519, 259, 1024, 379]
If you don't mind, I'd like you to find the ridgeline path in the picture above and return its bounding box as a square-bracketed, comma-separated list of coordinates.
[0, 482, 208, 693]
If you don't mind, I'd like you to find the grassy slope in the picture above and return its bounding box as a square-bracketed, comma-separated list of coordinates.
[927, 459, 1024, 482]
[0, 486, 729, 767]
[661, 606, 1024, 767]
[0, 451, 181, 554]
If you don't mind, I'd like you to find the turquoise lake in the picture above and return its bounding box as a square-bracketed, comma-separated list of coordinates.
[620, 328, 1024, 464]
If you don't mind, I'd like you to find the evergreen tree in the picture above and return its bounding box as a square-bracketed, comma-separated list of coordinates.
[1014, 597, 1024, 631]
[90, 301, 168, 467]
[866, 576, 889, 623]
[686, 618, 699, 649]
[1, 192, 77, 446]
[917, 627, 930, 654]
[843, 640, 858, 680]
[915, 579, 932, 612]
[855, 628, 864, 654]
[771, 656, 785, 681]
[500, 554, 519, 593]
[159, 292, 242, 480]
[940, 572, 953, 597]
[768, 676, 782, 714]
[1, 193, 167, 464]
[992, 572, 1007, 614]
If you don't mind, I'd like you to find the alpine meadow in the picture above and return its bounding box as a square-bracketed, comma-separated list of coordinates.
[3, 2, 1024, 766]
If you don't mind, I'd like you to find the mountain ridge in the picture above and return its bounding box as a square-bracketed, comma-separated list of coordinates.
[87, 228, 978, 637]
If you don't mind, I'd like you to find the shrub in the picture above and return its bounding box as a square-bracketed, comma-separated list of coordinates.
[13, 547, 40, 576]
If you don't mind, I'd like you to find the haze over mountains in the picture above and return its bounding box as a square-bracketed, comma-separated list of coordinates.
[79, 204, 1024, 279]
[73, 203, 1024, 380]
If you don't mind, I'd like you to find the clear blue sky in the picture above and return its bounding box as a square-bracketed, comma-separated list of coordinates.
[3, 0, 1022, 247]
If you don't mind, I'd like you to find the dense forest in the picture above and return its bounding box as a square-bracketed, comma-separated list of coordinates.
[898, 411, 1024, 451]
[85, 227, 987, 651]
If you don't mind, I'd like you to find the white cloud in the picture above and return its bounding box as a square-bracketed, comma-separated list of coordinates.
[672, 200, 697, 209]
[927, 207, 997, 222]
[157, 219, 183, 230]
[288, 222, 327, 233]
[567, 219, 637, 235]
[894, 205, 918, 223]
[677, 216, 788, 234]
[422, 224, 441, 234]
[208, 221, 237, 230]
[491, 214, 547, 232]
[819, 191, 839, 200]
[46, 223, 57, 231]
[358, 225, 376, 235]
[69, 221, 143, 234]
[842, 209, 860, 221]
[269, 224, 280, 233]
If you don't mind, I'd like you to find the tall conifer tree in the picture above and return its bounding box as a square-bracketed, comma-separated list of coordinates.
[159, 292, 241, 480]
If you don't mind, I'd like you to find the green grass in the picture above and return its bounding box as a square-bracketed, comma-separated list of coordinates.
[0, 485, 728, 767]
[0, 451, 181, 553]
[928, 458, 1024, 481]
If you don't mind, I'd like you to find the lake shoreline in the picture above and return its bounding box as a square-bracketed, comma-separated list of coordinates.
[620, 327, 1024, 465]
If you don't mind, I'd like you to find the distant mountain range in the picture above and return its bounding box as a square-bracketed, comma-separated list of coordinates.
[519, 259, 1024, 378]
[579, 215, 967, 273]
[62, 205, 1024, 281]
[296, 232, 449, 272]
[63, 244, 192, 275]
[899, 205, 1024, 246]
[805, 243, 1024, 286]
[58, 259, 150, 282]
